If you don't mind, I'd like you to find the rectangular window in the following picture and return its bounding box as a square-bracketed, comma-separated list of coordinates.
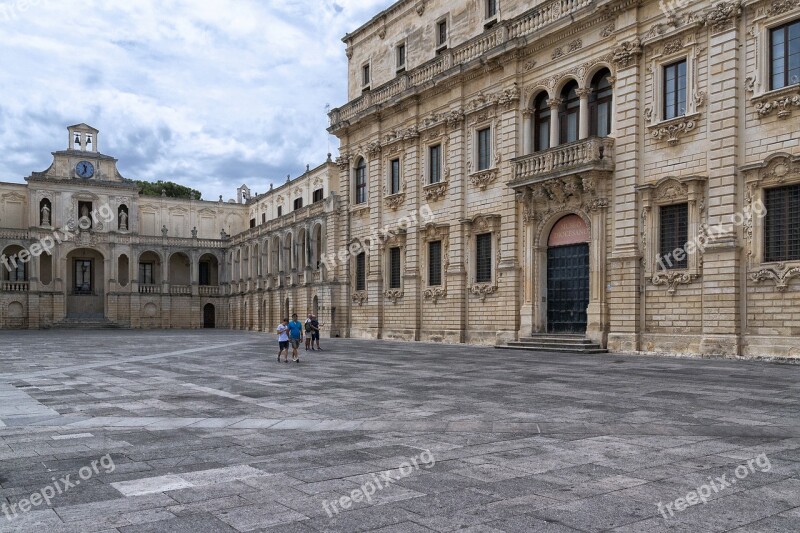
[663, 59, 687, 120]
[75, 260, 93, 294]
[486, 0, 498, 20]
[138, 262, 154, 285]
[362, 64, 371, 89]
[659, 203, 689, 270]
[390, 158, 401, 194]
[765, 184, 800, 262]
[250, 218, 256, 229]
[429, 145, 442, 184]
[476, 233, 492, 283]
[428, 240, 442, 287]
[313, 188, 324, 203]
[277, 206, 283, 217]
[396, 43, 406, 71]
[356, 252, 366, 291]
[437, 20, 448, 47]
[389, 247, 401, 289]
[477, 127, 492, 171]
[11, 261, 26, 282]
[294, 198, 303, 211]
[262, 213, 266, 224]
[199, 262, 210, 286]
[770, 20, 800, 90]
[355, 162, 368, 204]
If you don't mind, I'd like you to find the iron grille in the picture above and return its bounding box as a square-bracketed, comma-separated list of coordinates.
[476, 233, 492, 283]
[659, 203, 689, 270]
[355, 253, 366, 291]
[429, 146, 441, 184]
[428, 240, 442, 286]
[478, 128, 491, 171]
[391, 159, 401, 194]
[765, 184, 800, 262]
[389, 247, 401, 289]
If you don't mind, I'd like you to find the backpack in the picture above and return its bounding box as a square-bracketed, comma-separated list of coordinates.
[305, 320, 312, 332]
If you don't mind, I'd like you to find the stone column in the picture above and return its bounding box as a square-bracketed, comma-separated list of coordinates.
[522, 110, 533, 155]
[547, 98, 562, 148]
[577, 89, 592, 139]
[700, 18, 742, 356]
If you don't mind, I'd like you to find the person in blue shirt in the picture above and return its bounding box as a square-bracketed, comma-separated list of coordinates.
[287, 313, 304, 363]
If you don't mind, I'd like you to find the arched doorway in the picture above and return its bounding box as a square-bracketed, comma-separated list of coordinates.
[203, 304, 216, 329]
[66, 248, 106, 319]
[547, 215, 590, 333]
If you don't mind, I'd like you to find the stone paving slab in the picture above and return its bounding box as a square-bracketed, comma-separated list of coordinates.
[0, 330, 799, 532]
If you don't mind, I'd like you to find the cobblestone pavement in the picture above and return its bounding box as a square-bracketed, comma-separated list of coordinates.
[1, 330, 799, 532]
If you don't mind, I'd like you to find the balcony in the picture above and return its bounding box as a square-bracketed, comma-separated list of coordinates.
[170, 285, 191, 296]
[139, 284, 161, 294]
[511, 137, 615, 187]
[199, 286, 221, 297]
[1, 281, 29, 292]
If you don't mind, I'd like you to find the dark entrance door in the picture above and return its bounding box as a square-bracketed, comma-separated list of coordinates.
[547, 243, 589, 333]
[203, 304, 216, 329]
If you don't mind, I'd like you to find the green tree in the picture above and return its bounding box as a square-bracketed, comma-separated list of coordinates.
[134, 180, 202, 200]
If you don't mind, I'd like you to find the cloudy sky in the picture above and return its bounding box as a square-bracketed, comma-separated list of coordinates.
[0, 0, 394, 200]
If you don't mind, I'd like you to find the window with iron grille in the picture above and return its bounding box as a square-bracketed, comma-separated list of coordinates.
[659, 203, 689, 270]
[355, 252, 366, 291]
[428, 240, 442, 287]
[294, 198, 303, 211]
[663, 59, 687, 120]
[355, 159, 367, 204]
[477, 128, 492, 171]
[429, 145, 441, 184]
[770, 20, 800, 90]
[313, 188, 324, 203]
[389, 247, 401, 289]
[390, 159, 401, 194]
[476, 233, 492, 283]
[765, 184, 800, 262]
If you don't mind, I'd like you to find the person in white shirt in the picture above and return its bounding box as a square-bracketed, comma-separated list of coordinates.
[276, 318, 290, 363]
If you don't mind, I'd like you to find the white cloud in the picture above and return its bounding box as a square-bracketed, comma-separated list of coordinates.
[0, 0, 394, 200]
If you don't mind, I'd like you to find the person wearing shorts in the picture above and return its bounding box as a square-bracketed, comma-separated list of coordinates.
[288, 313, 304, 363]
[277, 318, 290, 363]
[310, 315, 322, 351]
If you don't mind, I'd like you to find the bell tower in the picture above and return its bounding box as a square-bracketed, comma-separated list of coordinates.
[67, 123, 99, 153]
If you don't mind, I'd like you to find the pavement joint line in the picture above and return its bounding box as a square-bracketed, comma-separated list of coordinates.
[0, 341, 250, 381]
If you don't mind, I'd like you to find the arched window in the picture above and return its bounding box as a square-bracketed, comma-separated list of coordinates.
[354, 158, 367, 205]
[533, 92, 551, 152]
[559, 81, 580, 145]
[589, 69, 613, 137]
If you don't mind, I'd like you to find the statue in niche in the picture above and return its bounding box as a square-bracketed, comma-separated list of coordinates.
[41, 204, 51, 226]
[191, 226, 198, 238]
[81, 204, 90, 219]
[119, 210, 128, 231]
[161, 225, 168, 237]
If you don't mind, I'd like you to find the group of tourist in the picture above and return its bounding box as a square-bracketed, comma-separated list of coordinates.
[275, 313, 322, 363]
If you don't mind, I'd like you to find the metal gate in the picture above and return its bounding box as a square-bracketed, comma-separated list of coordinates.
[203, 304, 216, 329]
[547, 243, 589, 333]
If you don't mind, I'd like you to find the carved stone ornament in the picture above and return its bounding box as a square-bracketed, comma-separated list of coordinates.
[600, 24, 615, 38]
[415, 0, 426, 16]
[470, 169, 499, 191]
[384, 192, 406, 210]
[423, 182, 448, 201]
[611, 38, 642, 68]
[336, 154, 351, 170]
[423, 286, 447, 304]
[761, 0, 800, 17]
[651, 271, 699, 295]
[650, 116, 698, 145]
[384, 289, 403, 304]
[352, 291, 368, 306]
[366, 142, 382, 156]
[470, 283, 497, 302]
[750, 264, 800, 292]
[755, 92, 800, 119]
[704, 1, 742, 32]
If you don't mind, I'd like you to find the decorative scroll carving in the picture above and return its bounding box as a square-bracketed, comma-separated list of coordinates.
[352, 291, 368, 306]
[423, 182, 448, 201]
[470, 169, 499, 191]
[611, 38, 642, 68]
[384, 193, 406, 210]
[751, 265, 800, 292]
[600, 24, 615, 38]
[470, 283, 497, 302]
[384, 289, 403, 304]
[651, 271, 699, 295]
[755, 93, 800, 119]
[423, 286, 447, 304]
[704, 1, 742, 32]
[366, 142, 382, 156]
[650, 115, 698, 145]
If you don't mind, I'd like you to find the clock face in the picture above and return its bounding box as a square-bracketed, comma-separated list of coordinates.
[76, 161, 95, 179]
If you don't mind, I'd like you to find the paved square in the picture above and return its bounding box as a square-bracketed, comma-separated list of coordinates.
[1, 331, 799, 532]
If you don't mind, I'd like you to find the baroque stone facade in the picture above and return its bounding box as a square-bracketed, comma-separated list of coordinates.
[0, 124, 345, 333]
[327, 0, 800, 357]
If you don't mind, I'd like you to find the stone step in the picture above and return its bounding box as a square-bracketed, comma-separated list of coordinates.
[519, 337, 595, 344]
[51, 319, 126, 330]
[497, 345, 609, 354]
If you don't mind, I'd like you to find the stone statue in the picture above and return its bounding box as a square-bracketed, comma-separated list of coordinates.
[119, 210, 128, 231]
[191, 226, 198, 238]
[81, 204, 90, 219]
[161, 225, 168, 237]
[41, 204, 50, 226]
